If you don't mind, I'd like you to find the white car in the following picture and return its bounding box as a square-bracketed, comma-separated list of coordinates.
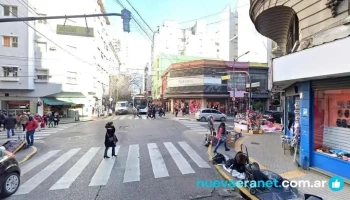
[195, 108, 227, 122]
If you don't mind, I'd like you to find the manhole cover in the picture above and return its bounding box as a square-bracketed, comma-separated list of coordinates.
[68, 136, 81, 140]
[251, 142, 260, 145]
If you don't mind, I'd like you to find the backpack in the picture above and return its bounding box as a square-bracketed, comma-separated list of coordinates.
[212, 153, 225, 165]
[225, 158, 235, 169]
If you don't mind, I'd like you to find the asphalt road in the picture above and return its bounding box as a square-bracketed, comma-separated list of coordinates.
[9, 115, 241, 200]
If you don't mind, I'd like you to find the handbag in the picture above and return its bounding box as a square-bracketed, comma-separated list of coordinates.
[113, 134, 118, 143]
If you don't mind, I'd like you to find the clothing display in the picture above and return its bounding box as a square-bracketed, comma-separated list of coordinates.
[3, 139, 26, 153]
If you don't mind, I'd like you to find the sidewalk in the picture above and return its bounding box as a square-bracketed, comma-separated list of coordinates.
[165, 113, 234, 121]
[212, 132, 350, 200]
[58, 116, 104, 124]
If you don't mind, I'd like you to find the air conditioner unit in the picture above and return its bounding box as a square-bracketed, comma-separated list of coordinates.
[49, 46, 56, 51]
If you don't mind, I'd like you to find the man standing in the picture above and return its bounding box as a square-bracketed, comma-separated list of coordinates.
[25, 116, 38, 147]
[4, 114, 16, 138]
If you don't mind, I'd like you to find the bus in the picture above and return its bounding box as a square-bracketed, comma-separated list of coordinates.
[132, 95, 148, 114]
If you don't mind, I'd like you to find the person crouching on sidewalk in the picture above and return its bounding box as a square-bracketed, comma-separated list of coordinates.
[25, 116, 38, 147]
[104, 122, 117, 158]
[213, 122, 230, 153]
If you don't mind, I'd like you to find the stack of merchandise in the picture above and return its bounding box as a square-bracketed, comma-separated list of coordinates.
[261, 121, 283, 133]
[316, 146, 350, 162]
[246, 110, 262, 130]
[3, 139, 25, 153]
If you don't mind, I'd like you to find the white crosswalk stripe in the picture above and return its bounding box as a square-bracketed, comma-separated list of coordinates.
[1, 123, 78, 141]
[103, 115, 166, 121]
[176, 120, 210, 135]
[16, 141, 210, 195]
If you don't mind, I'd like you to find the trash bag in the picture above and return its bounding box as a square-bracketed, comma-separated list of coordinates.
[212, 153, 225, 165]
[225, 158, 234, 169]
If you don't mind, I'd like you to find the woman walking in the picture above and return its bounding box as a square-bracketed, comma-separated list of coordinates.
[213, 122, 230, 153]
[104, 122, 117, 158]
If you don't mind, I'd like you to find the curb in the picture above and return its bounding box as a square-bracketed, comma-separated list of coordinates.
[59, 119, 95, 124]
[207, 144, 258, 200]
[18, 146, 38, 164]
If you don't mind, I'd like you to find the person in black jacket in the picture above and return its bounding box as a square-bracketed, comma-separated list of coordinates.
[4, 114, 17, 138]
[104, 122, 117, 158]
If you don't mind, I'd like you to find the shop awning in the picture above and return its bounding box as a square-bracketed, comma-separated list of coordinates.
[67, 98, 86, 105]
[42, 98, 73, 106]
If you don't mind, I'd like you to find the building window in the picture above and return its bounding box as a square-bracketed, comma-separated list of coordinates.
[2, 5, 17, 17]
[286, 14, 299, 54]
[3, 36, 18, 47]
[3, 66, 18, 77]
[36, 42, 47, 52]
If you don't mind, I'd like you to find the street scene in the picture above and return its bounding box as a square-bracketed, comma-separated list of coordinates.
[0, 0, 350, 200]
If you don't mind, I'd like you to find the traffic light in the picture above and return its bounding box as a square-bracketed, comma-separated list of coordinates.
[121, 9, 131, 33]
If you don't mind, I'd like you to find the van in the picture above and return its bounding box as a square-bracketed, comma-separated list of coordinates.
[115, 101, 129, 115]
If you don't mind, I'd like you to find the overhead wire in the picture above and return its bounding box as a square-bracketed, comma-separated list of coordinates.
[125, 0, 153, 33]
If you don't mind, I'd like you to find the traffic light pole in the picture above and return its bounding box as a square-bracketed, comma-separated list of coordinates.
[0, 9, 132, 32]
[0, 13, 121, 23]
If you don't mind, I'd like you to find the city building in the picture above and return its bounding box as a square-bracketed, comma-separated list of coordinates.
[161, 60, 231, 114]
[250, 0, 350, 179]
[248, 62, 269, 111]
[152, 54, 221, 100]
[237, 0, 267, 63]
[0, 0, 119, 117]
[150, 6, 238, 97]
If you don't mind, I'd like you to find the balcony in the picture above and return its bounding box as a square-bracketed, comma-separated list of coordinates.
[250, 0, 349, 55]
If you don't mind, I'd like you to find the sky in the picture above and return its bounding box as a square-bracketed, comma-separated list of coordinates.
[104, 0, 267, 70]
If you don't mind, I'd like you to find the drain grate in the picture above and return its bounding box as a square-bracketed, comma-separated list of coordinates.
[251, 142, 260, 145]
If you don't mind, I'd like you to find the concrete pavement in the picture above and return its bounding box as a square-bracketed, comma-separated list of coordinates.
[9, 114, 241, 200]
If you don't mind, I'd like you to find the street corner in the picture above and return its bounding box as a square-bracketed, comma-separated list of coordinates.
[17, 145, 38, 164]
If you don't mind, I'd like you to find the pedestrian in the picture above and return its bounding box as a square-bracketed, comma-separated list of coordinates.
[48, 113, 54, 128]
[16, 113, 21, 130]
[0, 111, 6, 131]
[175, 107, 178, 117]
[25, 116, 38, 147]
[20, 112, 28, 131]
[207, 116, 215, 136]
[53, 112, 59, 127]
[104, 122, 117, 158]
[152, 105, 156, 119]
[213, 122, 230, 153]
[4, 114, 17, 138]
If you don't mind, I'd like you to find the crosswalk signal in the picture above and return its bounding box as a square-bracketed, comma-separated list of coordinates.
[121, 9, 131, 33]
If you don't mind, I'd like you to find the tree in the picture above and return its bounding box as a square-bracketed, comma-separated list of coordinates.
[109, 73, 142, 102]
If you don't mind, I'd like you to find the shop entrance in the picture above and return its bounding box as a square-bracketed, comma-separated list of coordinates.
[7, 101, 30, 116]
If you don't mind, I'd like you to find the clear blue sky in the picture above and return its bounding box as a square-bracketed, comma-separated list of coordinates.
[105, 0, 238, 30]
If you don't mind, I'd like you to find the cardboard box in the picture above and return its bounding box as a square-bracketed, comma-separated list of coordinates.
[226, 134, 236, 148]
[249, 130, 259, 134]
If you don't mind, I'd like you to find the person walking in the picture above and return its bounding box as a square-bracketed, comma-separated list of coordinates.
[25, 116, 38, 147]
[16, 114, 21, 130]
[104, 122, 117, 158]
[20, 112, 28, 131]
[4, 114, 17, 138]
[213, 122, 230, 153]
[53, 112, 59, 127]
[0, 112, 6, 131]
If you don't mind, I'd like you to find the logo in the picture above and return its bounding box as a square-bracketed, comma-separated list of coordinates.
[328, 176, 344, 192]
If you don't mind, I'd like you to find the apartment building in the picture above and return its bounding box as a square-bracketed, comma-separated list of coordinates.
[250, 0, 350, 181]
[0, 0, 119, 117]
[150, 5, 238, 98]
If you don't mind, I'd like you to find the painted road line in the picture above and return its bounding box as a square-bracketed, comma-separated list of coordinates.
[119, 116, 126, 120]
[16, 148, 80, 195]
[50, 147, 101, 190]
[128, 116, 134, 120]
[164, 142, 195, 175]
[123, 144, 140, 183]
[147, 143, 169, 178]
[178, 141, 211, 168]
[20, 150, 61, 176]
[141, 115, 147, 119]
[89, 146, 120, 186]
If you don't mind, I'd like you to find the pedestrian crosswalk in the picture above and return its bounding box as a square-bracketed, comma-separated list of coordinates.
[0, 123, 78, 141]
[104, 115, 167, 121]
[177, 120, 210, 135]
[16, 141, 211, 195]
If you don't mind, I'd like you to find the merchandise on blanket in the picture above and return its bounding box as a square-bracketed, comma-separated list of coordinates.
[3, 139, 25, 153]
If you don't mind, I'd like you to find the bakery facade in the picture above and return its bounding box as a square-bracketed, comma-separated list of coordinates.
[161, 60, 249, 115]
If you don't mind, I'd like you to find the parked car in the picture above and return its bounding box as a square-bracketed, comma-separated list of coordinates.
[195, 108, 227, 122]
[263, 110, 283, 124]
[0, 149, 20, 198]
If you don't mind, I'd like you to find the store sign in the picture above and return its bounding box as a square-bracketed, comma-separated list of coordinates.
[57, 25, 94, 37]
[167, 76, 221, 87]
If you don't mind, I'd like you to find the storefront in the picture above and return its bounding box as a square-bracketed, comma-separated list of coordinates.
[206, 99, 225, 114]
[272, 36, 350, 180]
[6, 101, 30, 116]
[173, 99, 202, 114]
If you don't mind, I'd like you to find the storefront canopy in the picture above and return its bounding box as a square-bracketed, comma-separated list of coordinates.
[42, 98, 86, 106]
[42, 98, 73, 106]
